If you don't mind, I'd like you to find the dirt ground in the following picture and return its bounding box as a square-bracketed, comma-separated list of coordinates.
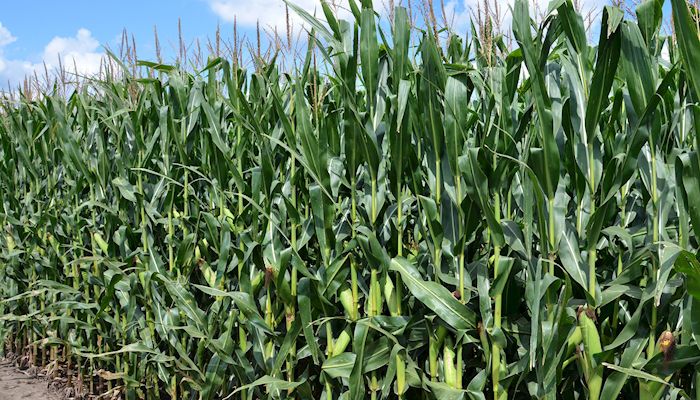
[0, 361, 58, 400]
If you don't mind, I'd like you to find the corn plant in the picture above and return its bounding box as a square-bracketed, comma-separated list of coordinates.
[2, 0, 700, 399]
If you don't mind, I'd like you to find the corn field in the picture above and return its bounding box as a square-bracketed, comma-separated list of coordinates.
[1, 0, 700, 398]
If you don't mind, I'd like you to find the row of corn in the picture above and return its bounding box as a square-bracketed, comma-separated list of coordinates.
[2, 0, 700, 399]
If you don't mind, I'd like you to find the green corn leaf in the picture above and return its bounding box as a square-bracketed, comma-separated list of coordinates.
[390, 257, 476, 330]
[671, 0, 700, 99]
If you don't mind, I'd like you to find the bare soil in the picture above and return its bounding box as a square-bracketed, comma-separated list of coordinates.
[0, 361, 58, 400]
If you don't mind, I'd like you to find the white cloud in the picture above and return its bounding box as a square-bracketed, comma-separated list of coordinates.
[0, 59, 40, 87]
[206, 0, 353, 29]
[0, 23, 16, 47]
[660, 39, 670, 62]
[0, 23, 29, 87]
[0, 25, 104, 90]
[42, 28, 104, 76]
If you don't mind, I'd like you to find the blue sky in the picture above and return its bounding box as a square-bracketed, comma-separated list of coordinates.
[0, 0, 670, 90]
